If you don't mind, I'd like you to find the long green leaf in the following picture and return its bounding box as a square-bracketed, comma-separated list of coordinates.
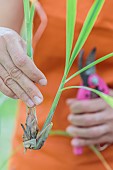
[90, 146, 112, 170]
[23, 0, 30, 24]
[30, 3, 35, 26]
[68, 0, 105, 71]
[23, 0, 30, 38]
[27, 3, 35, 58]
[62, 86, 113, 108]
[66, 52, 113, 83]
[66, 0, 77, 68]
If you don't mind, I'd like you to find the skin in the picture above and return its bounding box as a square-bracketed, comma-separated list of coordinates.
[0, 0, 47, 107]
[66, 89, 113, 147]
[0, 0, 24, 33]
[1, 1, 112, 148]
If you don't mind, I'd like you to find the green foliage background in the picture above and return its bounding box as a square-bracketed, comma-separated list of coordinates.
[0, 93, 18, 170]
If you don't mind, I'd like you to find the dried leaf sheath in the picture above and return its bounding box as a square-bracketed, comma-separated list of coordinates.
[21, 107, 39, 151]
[21, 107, 53, 151]
[21, 107, 38, 140]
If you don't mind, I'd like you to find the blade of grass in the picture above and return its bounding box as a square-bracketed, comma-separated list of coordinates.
[61, 86, 113, 108]
[27, 3, 35, 58]
[90, 146, 112, 170]
[65, 0, 77, 70]
[23, 0, 31, 57]
[23, 0, 35, 58]
[50, 130, 71, 137]
[23, 0, 30, 25]
[30, 3, 35, 26]
[66, 52, 113, 83]
[67, 0, 105, 72]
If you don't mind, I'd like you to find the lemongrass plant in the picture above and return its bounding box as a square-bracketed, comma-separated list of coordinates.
[23, 0, 113, 169]
[23, 0, 113, 149]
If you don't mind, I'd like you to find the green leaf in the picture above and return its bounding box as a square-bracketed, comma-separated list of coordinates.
[23, 0, 30, 24]
[23, 0, 35, 58]
[68, 0, 105, 71]
[27, 3, 35, 58]
[90, 146, 112, 170]
[62, 86, 113, 108]
[66, 52, 113, 83]
[66, 0, 77, 68]
[50, 130, 71, 137]
[30, 3, 35, 26]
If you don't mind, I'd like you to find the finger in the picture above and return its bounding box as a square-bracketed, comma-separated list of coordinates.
[66, 98, 107, 114]
[66, 124, 109, 139]
[0, 76, 17, 99]
[4, 35, 47, 86]
[68, 110, 112, 127]
[0, 64, 34, 107]
[71, 134, 111, 147]
[4, 77, 35, 107]
[1, 53, 43, 105]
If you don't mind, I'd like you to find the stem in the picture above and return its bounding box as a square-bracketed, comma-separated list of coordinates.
[42, 74, 67, 129]
[27, 3, 35, 58]
[27, 24, 33, 58]
[66, 52, 113, 83]
[50, 130, 71, 137]
[23, 1, 35, 59]
[66, 0, 105, 73]
[90, 146, 112, 170]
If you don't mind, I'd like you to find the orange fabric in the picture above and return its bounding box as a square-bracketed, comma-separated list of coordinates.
[9, 1, 113, 170]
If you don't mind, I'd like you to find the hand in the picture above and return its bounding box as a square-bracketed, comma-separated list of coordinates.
[66, 89, 113, 148]
[0, 27, 47, 107]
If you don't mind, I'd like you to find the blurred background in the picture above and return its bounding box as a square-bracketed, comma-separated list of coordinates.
[0, 93, 18, 170]
[0, 25, 26, 170]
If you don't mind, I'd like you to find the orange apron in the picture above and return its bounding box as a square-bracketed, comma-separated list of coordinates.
[9, 1, 113, 170]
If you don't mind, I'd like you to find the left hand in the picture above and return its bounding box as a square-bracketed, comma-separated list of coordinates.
[66, 89, 113, 148]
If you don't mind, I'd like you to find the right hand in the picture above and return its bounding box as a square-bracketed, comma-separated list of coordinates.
[0, 27, 47, 107]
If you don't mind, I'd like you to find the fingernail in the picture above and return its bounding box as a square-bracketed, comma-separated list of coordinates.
[27, 99, 34, 107]
[71, 139, 79, 146]
[34, 96, 43, 105]
[39, 79, 47, 86]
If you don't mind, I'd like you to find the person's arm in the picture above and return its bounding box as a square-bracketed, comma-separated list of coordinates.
[0, 1, 47, 107]
[0, 0, 24, 33]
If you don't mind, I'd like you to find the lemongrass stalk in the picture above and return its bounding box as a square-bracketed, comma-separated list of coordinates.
[42, 52, 113, 129]
[30, 3, 35, 24]
[65, 0, 77, 68]
[42, 74, 67, 129]
[23, 0, 35, 58]
[67, 0, 105, 73]
[27, 3, 35, 58]
[50, 130, 71, 137]
[90, 146, 112, 170]
[66, 53, 113, 83]
[41, 0, 106, 131]
[23, 0, 30, 26]
[23, 0, 31, 56]
[61, 86, 113, 108]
